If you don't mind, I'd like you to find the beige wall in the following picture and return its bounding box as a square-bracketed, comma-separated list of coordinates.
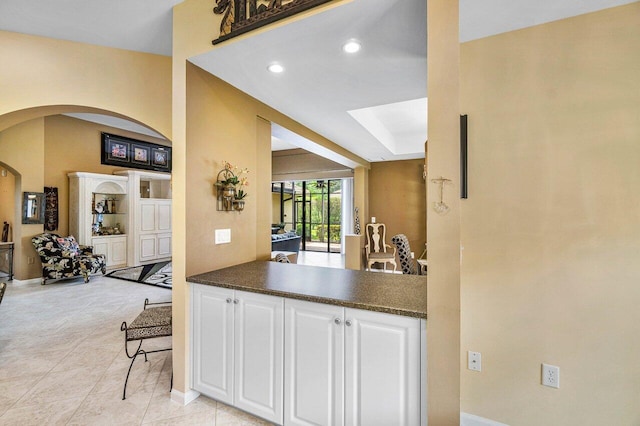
[368, 159, 426, 260]
[426, 0, 461, 423]
[0, 118, 45, 280]
[185, 63, 265, 275]
[0, 30, 171, 138]
[460, 3, 640, 424]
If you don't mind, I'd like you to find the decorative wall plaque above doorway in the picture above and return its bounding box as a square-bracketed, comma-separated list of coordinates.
[213, 0, 331, 44]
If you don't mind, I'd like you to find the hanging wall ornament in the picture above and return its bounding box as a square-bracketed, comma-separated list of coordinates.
[430, 177, 451, 215]
[44, 187, 59, 231]
[354, 206, 361, 235]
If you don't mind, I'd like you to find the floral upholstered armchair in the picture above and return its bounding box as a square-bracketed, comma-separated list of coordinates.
[32, 233, 107, 285]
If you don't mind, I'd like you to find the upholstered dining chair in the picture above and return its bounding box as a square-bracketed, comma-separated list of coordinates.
[391, 234, 418, 275]
[273, 253, 291, 263]
[364, 223, 397, 273]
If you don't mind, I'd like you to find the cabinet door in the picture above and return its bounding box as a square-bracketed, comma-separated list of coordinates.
[140, 203, 156, 232]
[284, 299, 344, 426]
[234, 290, 284, 425]
[157, 233, 171, 258]
[110, 236, 127, 266]
[344, 309, 421, 426]
[157, 202, 171, 231]
[92, 237, 109, 261]
[139, 235, 157, 261]
[192, 284, 235, 404]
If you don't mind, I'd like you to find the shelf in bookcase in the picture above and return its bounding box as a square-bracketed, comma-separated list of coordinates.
[92, 212, 127, 215]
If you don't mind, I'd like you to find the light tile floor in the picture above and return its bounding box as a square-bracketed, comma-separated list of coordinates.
[296, 251, 345, 269]
[0, 276, 268, 425]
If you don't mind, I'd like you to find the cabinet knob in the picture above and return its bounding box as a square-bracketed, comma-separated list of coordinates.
[233, 299, 239, 304]
[226, 298, 232, 304]
[345, 319, 352, 327]
[334, 318, 342, 325]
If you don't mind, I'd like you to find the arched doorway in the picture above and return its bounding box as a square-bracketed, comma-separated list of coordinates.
[0, 106, 170, 281]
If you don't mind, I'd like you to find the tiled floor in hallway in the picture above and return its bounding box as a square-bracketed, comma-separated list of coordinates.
[0, 275, 268, 425]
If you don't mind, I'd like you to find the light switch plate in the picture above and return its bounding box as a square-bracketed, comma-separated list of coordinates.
[215, 229, 231, 244]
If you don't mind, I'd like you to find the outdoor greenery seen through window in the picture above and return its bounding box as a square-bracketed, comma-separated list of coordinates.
[294, 180, 342, 244]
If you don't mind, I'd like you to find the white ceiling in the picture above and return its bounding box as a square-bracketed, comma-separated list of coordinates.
[1, 0, 635, 162]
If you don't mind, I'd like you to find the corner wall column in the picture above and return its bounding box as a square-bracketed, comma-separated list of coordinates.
[426, 0, 461, 424]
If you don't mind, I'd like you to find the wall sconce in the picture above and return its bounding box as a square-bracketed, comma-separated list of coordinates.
[214, 161, 248, 212]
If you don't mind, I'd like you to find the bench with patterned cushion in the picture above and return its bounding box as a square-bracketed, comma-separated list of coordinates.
[121, 299, 172, 400]
[124, 306, 172, 341]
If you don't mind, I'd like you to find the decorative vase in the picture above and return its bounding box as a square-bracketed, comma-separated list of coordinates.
[222, 184, 235, 199]
[222, 184, 235, 210]
[234, 200, 245, 211]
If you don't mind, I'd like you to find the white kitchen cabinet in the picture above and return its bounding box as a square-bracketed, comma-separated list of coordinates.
[284, 299, 423, 426]
[344, 307, 422, 426]
[192, 284, 284, 424]
[284, 299, 344, 426]
[92, 235, 127, 268]
[192, 285, 234, 403]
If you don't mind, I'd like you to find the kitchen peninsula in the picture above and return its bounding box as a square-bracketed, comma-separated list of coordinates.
[188, 261, 427, 425]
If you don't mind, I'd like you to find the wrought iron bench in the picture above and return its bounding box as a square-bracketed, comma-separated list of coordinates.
[120, 298, 172, 400]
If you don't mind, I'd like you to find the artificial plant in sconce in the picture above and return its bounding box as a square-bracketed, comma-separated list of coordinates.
[235, 176, 249, 200]
[233, 169, 249, 211]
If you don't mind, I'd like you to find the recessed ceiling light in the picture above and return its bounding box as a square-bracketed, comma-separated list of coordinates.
[267, 63, 285, 73]
[343, 40, 361, 54]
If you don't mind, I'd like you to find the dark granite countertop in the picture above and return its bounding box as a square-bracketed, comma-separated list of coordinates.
[187, 261, 427, 319]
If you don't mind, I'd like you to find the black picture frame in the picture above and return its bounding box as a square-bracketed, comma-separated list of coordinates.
[101, 133, 171, 172]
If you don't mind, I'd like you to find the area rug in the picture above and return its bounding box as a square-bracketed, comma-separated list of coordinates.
[106, 261, 172, 289]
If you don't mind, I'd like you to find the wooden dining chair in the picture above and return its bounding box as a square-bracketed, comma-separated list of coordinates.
[364, 223, 397, 273]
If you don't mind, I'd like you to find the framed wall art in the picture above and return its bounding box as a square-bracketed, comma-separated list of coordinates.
[132, 144, 151, 167]
[101, 133, 171, 172]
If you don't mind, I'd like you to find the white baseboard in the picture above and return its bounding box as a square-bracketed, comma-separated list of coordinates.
[10, 278, 41, 285]
[170, 388, 200, 405]
[461, 412, 509, 426]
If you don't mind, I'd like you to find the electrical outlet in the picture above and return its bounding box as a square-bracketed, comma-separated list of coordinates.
[542, 363, 560, 388]
[27, 256, 35, 265]
[468, 351, 481, 372]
